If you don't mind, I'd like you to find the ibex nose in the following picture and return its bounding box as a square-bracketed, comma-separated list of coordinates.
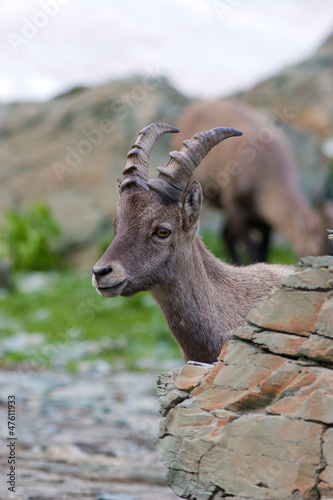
[93, 266, 112, 278]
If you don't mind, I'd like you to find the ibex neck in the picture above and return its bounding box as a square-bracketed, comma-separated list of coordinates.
[151, 237, 291, 363]
[150, 237, 239, 363]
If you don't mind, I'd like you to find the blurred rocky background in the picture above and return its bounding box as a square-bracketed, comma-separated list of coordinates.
[0, 33, 332, 269]
[238, 32, 333, 203]
[0, 77, 190, 268]
[0, 366, 180, 500]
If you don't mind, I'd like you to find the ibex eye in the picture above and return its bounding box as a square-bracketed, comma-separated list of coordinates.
[155, 228, 171, 239]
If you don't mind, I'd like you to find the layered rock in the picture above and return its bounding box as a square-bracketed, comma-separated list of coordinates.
[157, 256, 333, 500]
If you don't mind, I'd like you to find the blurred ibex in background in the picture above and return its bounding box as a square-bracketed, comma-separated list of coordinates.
[173, 99, 327, 264]
[92, 124, 292, 363]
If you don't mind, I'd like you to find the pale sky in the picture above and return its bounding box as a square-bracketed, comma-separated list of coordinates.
[1, 0, 333, 103]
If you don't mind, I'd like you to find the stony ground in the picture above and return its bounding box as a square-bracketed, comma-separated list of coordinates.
[0, 365, 180, 500]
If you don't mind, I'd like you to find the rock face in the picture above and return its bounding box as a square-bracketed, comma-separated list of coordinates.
[157, 256, 333, 500]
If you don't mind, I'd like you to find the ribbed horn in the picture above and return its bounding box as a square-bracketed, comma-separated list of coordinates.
[119, 123, 179, 193]
[148, 127, 243, 202]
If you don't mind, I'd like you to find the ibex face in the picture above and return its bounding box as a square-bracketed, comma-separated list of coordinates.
[93, 185, 200, 297]
[92, 123, 242, 298]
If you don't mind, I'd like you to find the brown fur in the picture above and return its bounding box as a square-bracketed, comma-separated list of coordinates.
[173, 99, 326, 263]
[93, 188, 293, 363]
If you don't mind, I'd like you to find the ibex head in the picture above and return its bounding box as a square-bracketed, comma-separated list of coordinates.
[92, 123, 242, 297]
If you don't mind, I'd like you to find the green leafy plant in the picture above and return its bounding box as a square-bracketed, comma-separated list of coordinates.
[0, 203, 62, 270]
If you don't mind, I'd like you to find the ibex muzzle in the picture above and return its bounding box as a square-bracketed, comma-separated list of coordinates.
[92, 123, 293, 363]
[92, 261, 128, 297]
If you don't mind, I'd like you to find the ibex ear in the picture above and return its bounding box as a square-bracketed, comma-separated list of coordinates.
[117, 179, 122, 196]
[181, 180, 202, 230]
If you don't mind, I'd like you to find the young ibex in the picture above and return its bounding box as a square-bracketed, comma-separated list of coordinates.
[93, 123, 293, 363]
[173, 100, 326, 264]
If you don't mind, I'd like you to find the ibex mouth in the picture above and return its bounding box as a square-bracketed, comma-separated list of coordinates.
[96, 279, 127, 297]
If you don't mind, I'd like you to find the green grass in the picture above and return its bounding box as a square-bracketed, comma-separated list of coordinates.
[0, 231, 296, 371]
[0, 272, 181, 370]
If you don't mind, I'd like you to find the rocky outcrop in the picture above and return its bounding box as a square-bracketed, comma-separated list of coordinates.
[157, 256, 333, 500]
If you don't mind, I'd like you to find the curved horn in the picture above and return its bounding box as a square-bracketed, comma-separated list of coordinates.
[119, 123, 179, 193]
[148, 127, 242, 202]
